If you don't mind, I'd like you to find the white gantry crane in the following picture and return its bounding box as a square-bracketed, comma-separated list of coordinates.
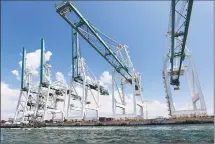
[33, 38, 68, 122]
[14, 39, 68, 123]
[67, 31, 108, 120]
[111, 45, 144, 118]
[14, 48, 39, 123]
[163, 0, 207, 117]
[56, 1, 144, 118]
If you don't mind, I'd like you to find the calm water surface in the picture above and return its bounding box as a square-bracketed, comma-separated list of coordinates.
[1, 124, 214, 144]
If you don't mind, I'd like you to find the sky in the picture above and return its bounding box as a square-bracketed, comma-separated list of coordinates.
[1, 1, 214, 120]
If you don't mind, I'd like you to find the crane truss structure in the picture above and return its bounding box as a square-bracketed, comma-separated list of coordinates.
[14, 39, 68, 123]
[14, 48, 39, 123]
[67, 32, 106, 120]
[33, 39, 68, 122]
[163, 0, 207, 117]
[168, 0, 193, 87]
[56, 1, 144, 118]
[112, 46, 144, 118]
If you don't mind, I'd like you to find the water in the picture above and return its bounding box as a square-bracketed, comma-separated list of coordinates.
[1, 124, 214, 144]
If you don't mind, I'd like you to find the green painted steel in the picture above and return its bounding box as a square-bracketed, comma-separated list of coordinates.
[72, 29, 75, 79]
[72, 29, 109, 95]
[170, 0, 175, 85]
[56, 1, 132, 83]
[40, 38, 45, 85]
[72, 31, 81, 80]
[176, 0, 193, 83]
[169, 0, 193, 86]
[21, 47, 26, 89]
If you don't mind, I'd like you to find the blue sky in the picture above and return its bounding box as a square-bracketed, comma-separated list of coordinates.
[2, 1, 214, 117]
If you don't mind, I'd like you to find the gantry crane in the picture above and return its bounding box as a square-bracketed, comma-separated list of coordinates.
[56, 1, 144, 118]
[163, 0, 207, 117]
[14, 48, 39, 123]
[33, 39, 68, 122]
[14, 39, 68, 124]
[168, 0, 193, 88]
[66, 31, 107, 120]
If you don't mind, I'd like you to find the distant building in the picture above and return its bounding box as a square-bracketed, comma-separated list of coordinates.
[155, 116, 166, 120]
[99, 117, 113, 122]
[8, 118, 14, 122]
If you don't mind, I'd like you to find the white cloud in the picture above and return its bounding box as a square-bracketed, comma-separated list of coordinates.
[11, 70, 19, 77]
[11, 49, 52, 85]
[99, 96, 169, 119]
[207, 107, 214, 116]
[56, 72, 66, 82]
[45, 51, 52, 62]
[1, 82, 20, 120]
[176, 103, 193, 111]
[32, 70, 39, 76]
[100, 71, 112, 85]
[145, 101, 169, 119]
[97, 71, 169, 118]
[99, 71, 112, 89]
[11, 70, 20, 80]
[18, 49, 52, 74]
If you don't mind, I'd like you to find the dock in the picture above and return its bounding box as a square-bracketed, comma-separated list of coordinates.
[1, 117, 213, 128]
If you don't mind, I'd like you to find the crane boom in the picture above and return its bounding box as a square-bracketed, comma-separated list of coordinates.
[56, 1, 132, 83]
[168, 0, 193, 86]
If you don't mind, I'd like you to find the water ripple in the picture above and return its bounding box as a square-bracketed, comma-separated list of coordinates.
[1, 124, 214, 144]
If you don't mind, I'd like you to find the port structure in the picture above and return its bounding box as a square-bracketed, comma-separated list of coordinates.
[14, 48, 39, 123]
[33, 39, 68, 122]
[14, 39, 67, 123]
[112, 45, 144, 118]
[67, 31, 108, 120]
[163, 0, 207, 117]
[56, 1, 144, 118]
[168, 0, 193, 87]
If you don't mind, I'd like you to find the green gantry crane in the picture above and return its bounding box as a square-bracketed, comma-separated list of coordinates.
[168, 0, 193, 87]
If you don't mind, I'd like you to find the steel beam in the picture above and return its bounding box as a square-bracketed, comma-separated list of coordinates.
[170, 0, 175, 84]
[176, 0, 193, 82]
[40, 38, 45, 85]
[169, 0, 193, 86]
[21, 47, 26, 89]
[56, 1, 132, 83]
